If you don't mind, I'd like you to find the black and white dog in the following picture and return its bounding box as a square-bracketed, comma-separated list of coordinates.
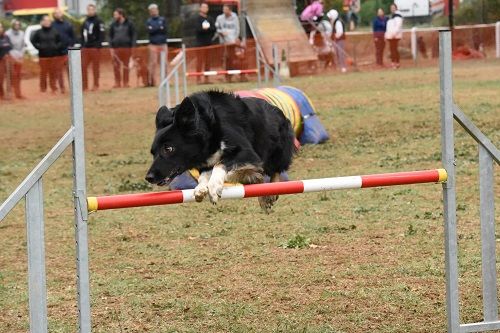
[145, 90, 295, 211]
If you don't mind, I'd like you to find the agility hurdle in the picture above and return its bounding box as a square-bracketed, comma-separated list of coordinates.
[185, 69, 259, 77]
[0, 30, 499, 333]
[87, 169, 447, 212]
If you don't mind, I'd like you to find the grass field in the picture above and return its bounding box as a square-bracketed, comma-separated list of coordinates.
[0, 60, 499, 333]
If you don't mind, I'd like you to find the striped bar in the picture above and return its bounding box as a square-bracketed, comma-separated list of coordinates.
[186, 69, 258, 77]
[87, 169, 447, 212]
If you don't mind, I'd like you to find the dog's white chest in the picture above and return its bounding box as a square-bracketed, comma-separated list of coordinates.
[205, 141, 227, 167]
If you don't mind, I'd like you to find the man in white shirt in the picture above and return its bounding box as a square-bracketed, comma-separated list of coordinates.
[327, 9, 347, 73]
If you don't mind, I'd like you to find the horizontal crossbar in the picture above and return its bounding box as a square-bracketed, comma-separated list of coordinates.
[87, 169, 447, 212]
[186, 69, 258, 77]
[460, 320, 500, 332]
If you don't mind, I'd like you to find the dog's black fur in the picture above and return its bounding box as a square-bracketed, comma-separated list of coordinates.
[145, 90, 295, 210]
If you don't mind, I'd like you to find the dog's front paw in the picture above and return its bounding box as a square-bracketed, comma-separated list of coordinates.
[194, 184, 208, 202]
[207, 182, 223, 205]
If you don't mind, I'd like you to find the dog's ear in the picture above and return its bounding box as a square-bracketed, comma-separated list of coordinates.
[174, 97, 199, 131]
[155, 106, 174, 130]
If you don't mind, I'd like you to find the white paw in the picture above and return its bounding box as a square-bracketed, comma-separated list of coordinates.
[194, 184, 208, 202]
[207, 181, 224, 204]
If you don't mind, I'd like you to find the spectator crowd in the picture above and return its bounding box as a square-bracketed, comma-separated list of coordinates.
[0, 2, 248, 100]
[2, 0, 466, 100]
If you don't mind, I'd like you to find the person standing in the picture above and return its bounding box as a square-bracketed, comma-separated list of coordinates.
[327, 9, 347, 73]
[385, 3, 403, 69]
[0, 23, 12, 100]
[372, 8, 387, 67]
[215, 4, 240, 82]
[110, 8, 136, 88]
[52, 8, 75, 93]
[146, 3, 167, 87]
[195, 3, 215, 84]
[81, 4, 105, 91]
[31, 15, 62, 94]
[347, 0, 360, 31]
[5, 19, 25, 99]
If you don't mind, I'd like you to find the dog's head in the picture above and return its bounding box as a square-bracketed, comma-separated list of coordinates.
[145, 97, 208, 186]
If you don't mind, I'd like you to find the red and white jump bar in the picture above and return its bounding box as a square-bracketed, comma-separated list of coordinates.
[185, 69, 258, 77]
[87, 169, 447, 212]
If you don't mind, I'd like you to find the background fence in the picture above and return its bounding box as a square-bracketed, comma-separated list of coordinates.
[0, 23, 498, 102]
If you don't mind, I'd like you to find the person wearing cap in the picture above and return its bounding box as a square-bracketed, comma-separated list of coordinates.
[5, 19, 25, 99]
[146, 3, 167, 86]
[327, 9, 347, 73]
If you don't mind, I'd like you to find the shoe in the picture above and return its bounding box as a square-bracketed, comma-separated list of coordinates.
[91, 86, 99, 92]
[16, 95, 27, 100]
[113, 84, 121, 89]
[123, 84, 130, 88]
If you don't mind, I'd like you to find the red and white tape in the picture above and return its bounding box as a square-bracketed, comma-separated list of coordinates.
[186, 69, 258, 77]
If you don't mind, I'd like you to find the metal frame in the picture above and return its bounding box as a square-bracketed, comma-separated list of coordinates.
[158, 38, 271, 108]
[0, 48, 91, 333]
[158, 44, 188, 108]
[0, 31, 498, 333]
[439, 30, 500, 333]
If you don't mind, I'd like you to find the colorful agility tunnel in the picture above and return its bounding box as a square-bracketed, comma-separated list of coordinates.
[235, 86, 329, 145]
[169, 86, 328, 190]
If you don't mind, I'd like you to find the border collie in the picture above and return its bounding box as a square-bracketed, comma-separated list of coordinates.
[145, 90, 295, 212]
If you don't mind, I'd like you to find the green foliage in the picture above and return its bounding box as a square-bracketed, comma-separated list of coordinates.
[454, 0, 499, 24]
[281, 234, 311, 249]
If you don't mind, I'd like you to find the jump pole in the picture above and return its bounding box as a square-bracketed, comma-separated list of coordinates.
[87, 169, 447, 212]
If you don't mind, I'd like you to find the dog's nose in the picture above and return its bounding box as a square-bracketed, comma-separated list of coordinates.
[145, 173, 155, 184]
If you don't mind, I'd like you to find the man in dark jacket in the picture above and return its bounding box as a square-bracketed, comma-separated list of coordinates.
[31, 15, 62, 93]
[110, 8, 136, 88]
[0, 23, 12, 100]
[53, 8, 75, 93]
[146, 3, 167, 86]
[195, 3, 215, 84]
[81, 4, 105, 91]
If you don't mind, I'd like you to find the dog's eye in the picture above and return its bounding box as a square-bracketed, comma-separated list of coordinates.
[163, 145, 175, 155]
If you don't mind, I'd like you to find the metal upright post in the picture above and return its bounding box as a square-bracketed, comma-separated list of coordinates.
[182, 44, 187, 98]
[159, 51, 166, 106]
[240, 0, 247, 41]
[272, 44, 280, 87]
[174, 69, 180, 106]
[439, 30, 460, 333]
[479, 145, 497, 323]
[496, 21, 500, 58]
[25, 179, 48, 333]
[411, 27, 418, 63]
[68, 48, 92, 333]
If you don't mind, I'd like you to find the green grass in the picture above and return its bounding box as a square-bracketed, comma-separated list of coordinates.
[0, 59, 499, 332]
